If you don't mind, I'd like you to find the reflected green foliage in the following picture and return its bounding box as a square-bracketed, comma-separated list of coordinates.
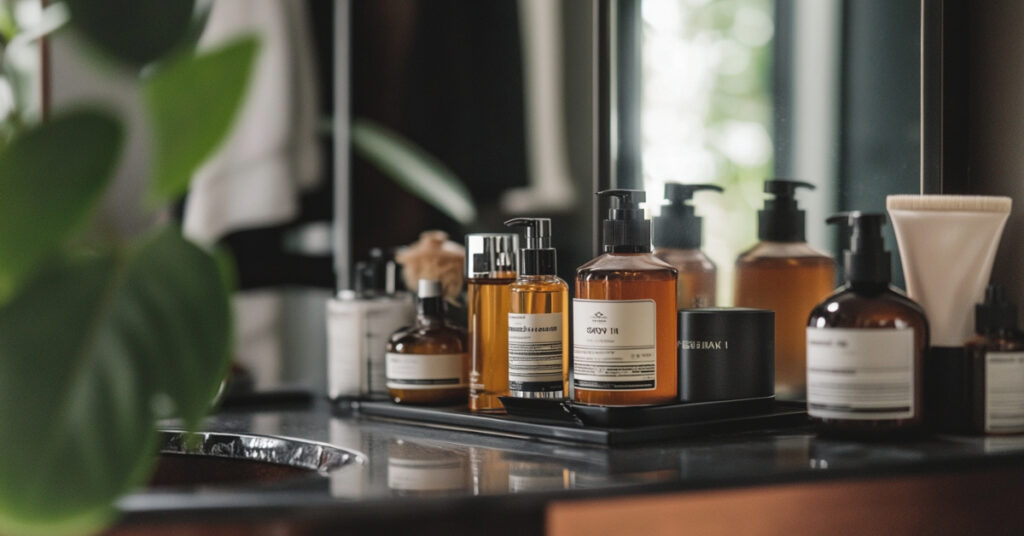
[64, 0, 196, 68]
[144, 36, 260, 204]
[0, 229, 231, 535]
[0, 110, 122, 302]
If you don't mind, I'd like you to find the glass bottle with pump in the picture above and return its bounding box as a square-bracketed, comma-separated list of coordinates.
[466, 234, 518, 412]
[965, 285, 1024, 435]
[574, 189, 678, 406]
[386, 280, 469, 405]
[652, 183, 723, 309]
[735, 179, 836, 399]
[505, 218, 569, 399]
[807, 212, 927, 435]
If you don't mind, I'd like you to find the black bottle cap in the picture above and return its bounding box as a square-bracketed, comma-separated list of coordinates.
[758, 179, 815, 242]
[353, 247, 404, 294]
[975, 284, 1018, 334]
[416, 279, 443, 317]
[827, 211, 891, 286]
[652, 183, 723, 249]
[598, 189, 651, 253]
[505, 217, 557, 276]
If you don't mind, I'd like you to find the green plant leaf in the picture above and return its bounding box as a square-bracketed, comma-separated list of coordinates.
[0, 227, 232, 534]
[65, 0, 196, 68]
[0, 109, 123, 301]
[351, 119, 476, 225]
[144, 36, 259, 204]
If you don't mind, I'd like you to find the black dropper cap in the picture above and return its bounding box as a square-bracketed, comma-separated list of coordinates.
[975, 284, 1018, 334]
[598, 189, 650, 253]
[826, 211, 890, 286]
[416, 279, 444, 317]
[652, 183, 724, 249]
[759, 179, 815, 242]
[505, 218, 557, 276]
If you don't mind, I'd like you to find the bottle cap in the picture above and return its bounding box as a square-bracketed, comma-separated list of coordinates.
[417, 279, 442, 299]
[353, 247, 404, 295]
[826, 211, 890, 286]
[975, 284, 1018, 333]
[758, 179, 815, 242]
[465, 234, 518, 279]
[652, 183, 723, 249]
[598, 189, 651, 253]
[505, 218, 557, 276]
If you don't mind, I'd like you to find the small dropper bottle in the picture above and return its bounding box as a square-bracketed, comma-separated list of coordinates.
[965, 285, 1024, 435]
[505, 218, 569, 399]
[653, 183, 723, 308]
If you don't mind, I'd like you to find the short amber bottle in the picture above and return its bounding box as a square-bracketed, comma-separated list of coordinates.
[574, 190, 678, 406]
[386, 280, 468, 405]
[806, 213, 928, 436]
[965, 285, 1024, 435]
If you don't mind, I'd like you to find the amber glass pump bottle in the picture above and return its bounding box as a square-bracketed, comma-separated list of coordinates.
[965, 285, 1024, 435]
[653, 183, 723, 309]
[574, 189, 678, 406]
[807, 212, 927, 435]
[505, 218, 569, 399]
[735, 179, 835, 399]
[466, 234, 518, 412]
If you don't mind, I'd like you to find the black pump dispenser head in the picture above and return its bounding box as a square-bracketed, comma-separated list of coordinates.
[759, 179, 815, 242]
[975, 284, 1018, 334]
[652, 183, 723, 249]
[827, 211, 890, 286]
[598, 189, 651, 253]
[505, 217, 557, 275]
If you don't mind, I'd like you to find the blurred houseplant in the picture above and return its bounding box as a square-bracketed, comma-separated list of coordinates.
[0, 1, 258, 534]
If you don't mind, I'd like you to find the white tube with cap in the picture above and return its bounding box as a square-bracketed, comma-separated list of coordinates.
[886, 195, 1012, 346]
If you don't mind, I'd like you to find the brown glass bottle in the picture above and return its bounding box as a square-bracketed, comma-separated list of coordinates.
[965, 285, 1024, 435]
[806, 213, 927, 436]
[735, 242, 835, 398]
[466, 233, 518, 412]
[654, 247, 716, 308]
[386, 280, 468, 405]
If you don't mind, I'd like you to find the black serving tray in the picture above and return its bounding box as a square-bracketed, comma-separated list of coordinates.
[353, 398, 807, 446]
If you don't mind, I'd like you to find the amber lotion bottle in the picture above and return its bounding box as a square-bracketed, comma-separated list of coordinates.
[574, 189, 678, 406]
[652, 183, 723, 308]
[965, 285, 1024, 435]
[505, 218, 569, 398]
[466, 234, 518, 412]
[735, 179, 835, 399]
[386, 280, 469, 405]
[806, 212, 928, 435]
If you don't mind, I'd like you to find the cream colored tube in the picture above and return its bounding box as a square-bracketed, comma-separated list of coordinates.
[886, 195, 1012, 346]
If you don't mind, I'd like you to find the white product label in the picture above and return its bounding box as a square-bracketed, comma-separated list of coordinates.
[985, 352, 1024, 433]
[573, 299, 657, 391]
[508, 313, 564, 393]
[386, 353, 466, 390]
[806, 327, 915, 420]
[366, 302, 415, 395]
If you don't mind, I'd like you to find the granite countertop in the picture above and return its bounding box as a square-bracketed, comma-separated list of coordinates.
[118, 399, 1024, 530]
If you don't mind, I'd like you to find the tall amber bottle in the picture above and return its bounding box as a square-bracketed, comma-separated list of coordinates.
[735, 179, 835, 399]
[466, 233, 518, 412]
[652, 183, 723, 308]
[505, 218, 570, 398]
[574, 190, 678, 406]
[386, 280, 469, 405]
[807, 213, 928, 436]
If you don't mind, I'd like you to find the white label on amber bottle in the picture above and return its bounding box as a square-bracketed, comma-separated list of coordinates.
[385, 353, 466, 390]
[573, 299, 657, 391]
[985, 352, 1024, 433]
[508, 312, 563, 392]
[806, 327, 915, 420]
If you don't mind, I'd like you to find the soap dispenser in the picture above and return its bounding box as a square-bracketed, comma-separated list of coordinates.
[505, 218, 569, 399]
[807, 212, 927, 435]
[574, 189, 678, 406]
[653, 183, 723, 309]
[735, 179, 836, 399]
[965, 285, 1024, 435]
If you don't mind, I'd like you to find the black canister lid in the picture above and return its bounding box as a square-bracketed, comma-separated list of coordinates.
[678, 308, 775, 403]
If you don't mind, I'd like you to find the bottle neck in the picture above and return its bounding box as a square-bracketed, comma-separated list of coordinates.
[416, 297, 445, 327]
[603, 245, 649, 254]
[848, 280, 888, 294]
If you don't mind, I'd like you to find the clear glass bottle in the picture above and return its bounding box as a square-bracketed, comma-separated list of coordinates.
[574, 190, 678, 406]
[505, 218, 569, 398]
[735, 179, 835, 399]
[466, 234, 518, 412]
[965, 285, 1024, 435]
[385, 280, 468, 405]
[652, 183, 723, 308]
[807, 213, 927, 436]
